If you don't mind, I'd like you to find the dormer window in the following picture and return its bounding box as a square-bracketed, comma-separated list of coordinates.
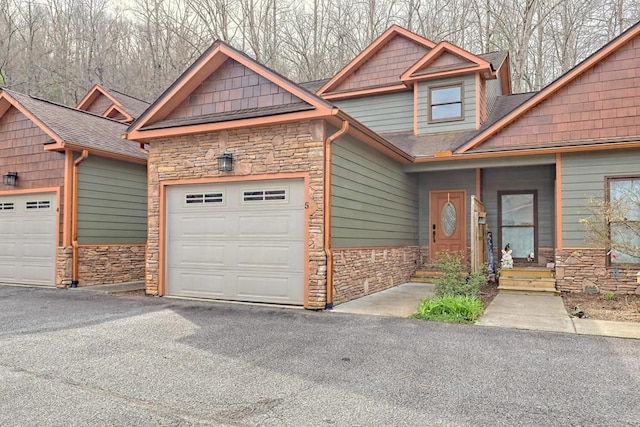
[428, 83, 463, 122]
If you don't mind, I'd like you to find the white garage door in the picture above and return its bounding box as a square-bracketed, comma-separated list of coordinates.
[166, 179, 305, 304]
[0, 193, 57, 286]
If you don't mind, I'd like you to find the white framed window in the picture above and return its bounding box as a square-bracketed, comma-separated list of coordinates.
[184, 192, 224, 206]
[428, 83, 463, 122]
[242, 188, 287, 203]
[0, 202, 14, 211]
[26, 200, 51, 210]
[608, 176, 640, 264]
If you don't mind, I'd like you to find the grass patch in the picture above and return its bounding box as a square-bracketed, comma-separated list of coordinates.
[411, 295, 484, 324]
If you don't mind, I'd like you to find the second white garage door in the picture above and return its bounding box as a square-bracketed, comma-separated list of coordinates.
[0, 192, 57, 286]
[166, 179, 305, 304]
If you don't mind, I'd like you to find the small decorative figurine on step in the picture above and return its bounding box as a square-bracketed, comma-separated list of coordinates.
[501, 243, 513, 269]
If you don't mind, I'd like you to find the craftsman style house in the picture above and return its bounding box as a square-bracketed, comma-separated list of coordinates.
[125, 22, 640, 308]
[0, 88, 147, 288]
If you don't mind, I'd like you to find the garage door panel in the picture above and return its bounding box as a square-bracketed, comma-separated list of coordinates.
[237, 244, 303, 269]
[237, 274, 303, 304]
[168, 243, 227, 267]
[0, 220, 18, 235]
[168, 271, 226, 297]
[177, 216, 229, 237]
[166, 179, 304, 304]
[0, 193, 56, 286]
[0, 244, 17, 257]
[23, 217, 56, 235]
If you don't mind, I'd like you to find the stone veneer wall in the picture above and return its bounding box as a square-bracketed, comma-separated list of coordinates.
[56, 245, 145, 287]
[332, 246, 420, 305]
[56, 246, 72, 288]
[78, 245, 145, 285]
[555, 248, 640, 294]
[146, 120, 327, 308]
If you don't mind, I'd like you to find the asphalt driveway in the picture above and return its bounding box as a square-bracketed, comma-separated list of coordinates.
[0, 285, 639, 426]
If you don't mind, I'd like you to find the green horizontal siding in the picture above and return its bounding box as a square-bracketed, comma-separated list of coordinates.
[417, 74, 477, 134]
[418, 170, 477, 246]
[562, 149, 640, 247]
[483, 165, 555, 249]
[77, 156, 147, 244]
[331, 133, 418, 247]
[334, 91, 414, 133]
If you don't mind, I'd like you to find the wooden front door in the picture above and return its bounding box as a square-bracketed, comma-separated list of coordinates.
[429, 190, 466, 261]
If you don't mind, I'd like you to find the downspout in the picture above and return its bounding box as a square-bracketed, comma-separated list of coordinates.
[71, 150, 89, 288]
[324, 120, 349, 309]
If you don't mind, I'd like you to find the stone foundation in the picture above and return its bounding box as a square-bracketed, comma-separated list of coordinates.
[555, 248, 640, 294]
[56, 246, 73, 288]
[332, 246, 420, 305]
[77, 245, 146, 286]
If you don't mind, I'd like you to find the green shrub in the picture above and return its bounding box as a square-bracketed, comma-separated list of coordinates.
[411, 295, 484, 323]
[433, 251, 486, 298]
[603, 292, 617, 301]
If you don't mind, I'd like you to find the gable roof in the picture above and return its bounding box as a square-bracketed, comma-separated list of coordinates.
[401, 41, 495, 82]
[0, 89, 145, 162]
[457, 20, 640, 154]
[125, 40, 335, 140]
[76, 84, 150, 121]
[317, 25, 436, 99]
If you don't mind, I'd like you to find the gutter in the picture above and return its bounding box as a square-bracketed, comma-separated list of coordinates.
[71, 150, 89, 287]
[324, 120, 350, 309]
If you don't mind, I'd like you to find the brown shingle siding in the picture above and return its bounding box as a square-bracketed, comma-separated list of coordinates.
[164, 58, 304, 123]
[474, 36, 640, 152]
[332, 36, 429, 92]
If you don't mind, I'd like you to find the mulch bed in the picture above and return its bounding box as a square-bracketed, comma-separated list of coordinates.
[561, 292, 640, 323]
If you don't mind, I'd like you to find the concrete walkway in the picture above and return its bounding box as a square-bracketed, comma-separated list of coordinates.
[332, 284, 640, 340]
[332, 282, 434, 318]
[70, 281, 145, 294]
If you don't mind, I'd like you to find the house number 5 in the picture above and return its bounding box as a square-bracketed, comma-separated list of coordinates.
[305, 202, 309, 209]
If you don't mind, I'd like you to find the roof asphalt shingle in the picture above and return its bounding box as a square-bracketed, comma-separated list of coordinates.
[3, 89, 145, 160]
[107, 89, 151, 119]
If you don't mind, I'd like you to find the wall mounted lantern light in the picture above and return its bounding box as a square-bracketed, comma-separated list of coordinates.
[2, 172, 17, 186]
[217, 152, 233, 172]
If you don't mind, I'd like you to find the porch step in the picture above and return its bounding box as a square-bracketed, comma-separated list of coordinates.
[498, 267, 557, 294]
[410, 269, 443, 283]
[500, 267, 555, 279]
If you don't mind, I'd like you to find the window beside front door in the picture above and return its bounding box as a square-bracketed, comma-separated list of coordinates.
[608, 176, 640, 264]
[498, 191, 537, 259]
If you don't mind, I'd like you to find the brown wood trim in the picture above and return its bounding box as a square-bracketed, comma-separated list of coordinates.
[497, 190, 538, 261]
[322, 84, 408, 101]
[158, 172, 312, 303]
[413, 85, 418, 135]
[555, 153, 563, 249]
[427, 82, 464, 123]
[604, 174, 640, 266]
[412, 140, 640, 163]
[475, 168, 482, 199]
[401, 41, 493, 82]
[63, 150, 74, 247]
[130, 42, 334, 134]
[475, 73, 481, 129]
[76, 84, 121, 110]
[127, 108, 331, 141]
[44, 143, 147, 165]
